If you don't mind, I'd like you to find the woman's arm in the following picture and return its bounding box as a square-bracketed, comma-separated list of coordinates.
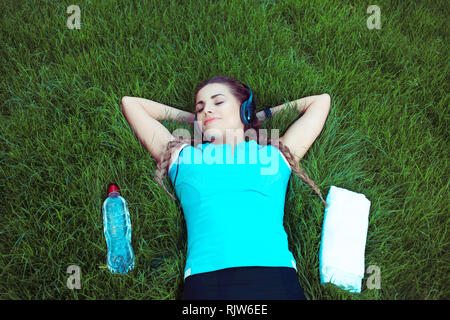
[123, 96, 195, 125]
[256, 95, 325, 124]
[279, 94, 331, 163]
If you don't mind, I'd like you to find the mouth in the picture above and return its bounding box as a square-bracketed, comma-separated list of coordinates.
[204, 118, 218, 125]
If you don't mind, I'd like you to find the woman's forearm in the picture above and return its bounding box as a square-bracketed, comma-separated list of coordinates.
[123, 96, 195, 124]
[257, 94, 328, 122]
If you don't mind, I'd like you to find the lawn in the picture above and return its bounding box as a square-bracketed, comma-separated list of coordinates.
[1, 0, 448, 299]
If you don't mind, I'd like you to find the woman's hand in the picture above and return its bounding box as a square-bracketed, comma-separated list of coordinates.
[255, 110, 267, 126]
[257, 95, 325, 124]
[122, 96, 196, 125]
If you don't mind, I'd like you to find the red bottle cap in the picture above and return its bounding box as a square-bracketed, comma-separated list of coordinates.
[107, 184, 120, 195]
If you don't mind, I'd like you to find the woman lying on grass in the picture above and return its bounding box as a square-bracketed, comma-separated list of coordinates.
[121, 75, 331, 300]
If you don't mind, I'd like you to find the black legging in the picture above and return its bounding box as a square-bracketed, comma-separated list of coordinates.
[183, 266, 307, 300]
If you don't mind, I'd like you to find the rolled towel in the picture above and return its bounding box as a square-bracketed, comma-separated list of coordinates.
[319, 185, 371, 293]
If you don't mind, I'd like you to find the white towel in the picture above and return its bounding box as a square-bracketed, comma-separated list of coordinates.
[319, 185, 371, 293]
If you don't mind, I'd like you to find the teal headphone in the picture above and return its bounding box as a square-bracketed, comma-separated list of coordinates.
[194, 84, 256, 126]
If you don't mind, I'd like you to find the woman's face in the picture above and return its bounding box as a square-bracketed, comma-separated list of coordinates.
[195, 83, 244, 140]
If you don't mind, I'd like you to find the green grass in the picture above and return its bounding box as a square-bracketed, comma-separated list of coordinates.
[1, 0, 448, 299]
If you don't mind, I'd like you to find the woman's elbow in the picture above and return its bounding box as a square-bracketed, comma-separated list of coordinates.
[121, 96, 138, 113]
[321, 94, 331, 109]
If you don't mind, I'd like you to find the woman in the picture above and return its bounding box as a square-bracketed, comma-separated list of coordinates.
[121, 76, 331, 300]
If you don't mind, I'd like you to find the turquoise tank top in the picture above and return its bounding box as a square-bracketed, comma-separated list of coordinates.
[168, 139, 298, 280]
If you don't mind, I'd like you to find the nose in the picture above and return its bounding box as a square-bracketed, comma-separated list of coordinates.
[203, 103, 215, 114]
[199, 105, 216, 120]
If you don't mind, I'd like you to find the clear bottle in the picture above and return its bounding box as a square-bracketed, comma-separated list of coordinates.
[102, 184, 135, 274]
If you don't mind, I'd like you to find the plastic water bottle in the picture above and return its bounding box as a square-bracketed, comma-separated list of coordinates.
[102, 183, 135, 274]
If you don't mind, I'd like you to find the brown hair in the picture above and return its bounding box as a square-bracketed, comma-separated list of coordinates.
[154, 76, 328, 207]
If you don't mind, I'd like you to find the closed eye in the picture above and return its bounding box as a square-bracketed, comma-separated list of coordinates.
[197, 101, 223, 112]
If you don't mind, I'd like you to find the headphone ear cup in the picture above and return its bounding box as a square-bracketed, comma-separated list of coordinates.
[240, 100, 250, 126]
[241, 87, 255, 126]
[248, 99, 256, 123]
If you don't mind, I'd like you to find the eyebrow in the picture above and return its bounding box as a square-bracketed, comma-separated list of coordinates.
[196, 94, 225, 106]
